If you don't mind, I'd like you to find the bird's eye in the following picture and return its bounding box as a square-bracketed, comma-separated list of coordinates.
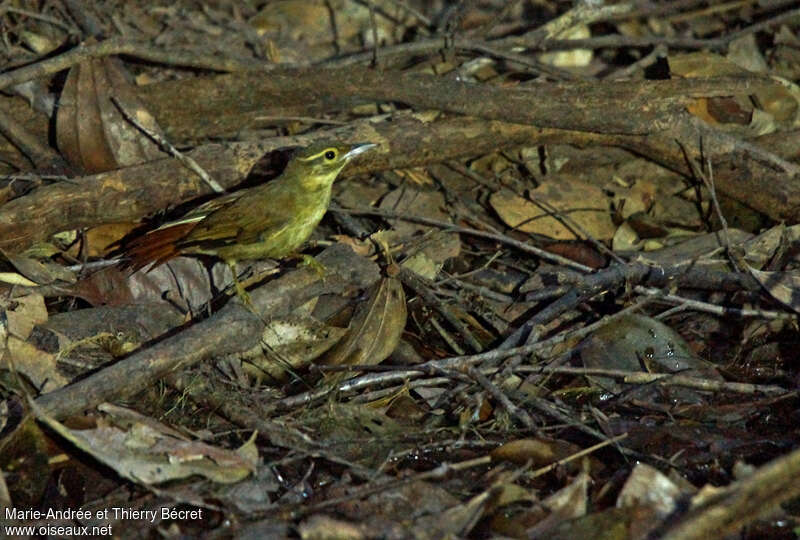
[324, 150, 337, 160]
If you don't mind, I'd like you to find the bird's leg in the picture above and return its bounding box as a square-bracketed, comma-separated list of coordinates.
[298, 254, 327, 279]
[281, 253, 327, 279]
[225, 261, 274, 328]
[225, 260, 254, 309]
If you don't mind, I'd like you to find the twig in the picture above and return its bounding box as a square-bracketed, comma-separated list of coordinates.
[510, 186, 625, 266]
[367, 0, 379, 68]
[636, 286, 795, 320]
[0, 6, 78, 33]
[382, 0, 433, 29]
[524, 394, 629, 452]
[272, 300, 653, 412]
[110, 97, 225, 193]
[660, 441, 800, 539]
[523, 1, 636, 47]
[463, 42, 585, 80]
[398, 267, 484, 353]
[607, 43, 667, 80]
[467, 365, 537, 430]
[33, 245, 379, 419]
[0, 36, 273, 90]
[530, 433, 629, 479]
[268, 454, 493, 520]
[324, 6, 800, 68]
[465, 0, 525, 38]
[514, 366, 790, 396]
[254, 115, 348, 126]
[333, 206, 595, 273]
[0, 106, 68, 169]
[429, 317, 466, 355]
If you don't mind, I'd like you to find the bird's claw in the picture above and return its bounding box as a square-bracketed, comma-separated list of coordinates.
[300, 254, 327, 280]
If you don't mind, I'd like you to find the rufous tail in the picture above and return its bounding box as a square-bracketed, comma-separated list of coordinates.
[122, 222, 196, 272]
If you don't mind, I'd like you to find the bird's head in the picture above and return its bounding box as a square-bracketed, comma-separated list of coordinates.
[288, 141, 377, 191]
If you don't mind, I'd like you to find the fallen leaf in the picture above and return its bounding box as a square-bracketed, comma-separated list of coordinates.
[33, 413, 256, 486]
[491, 182, 615, 240]
[56, 54, 165, 173]
[240, 314, 347, 382]
[748, 266, 800, 313]
[322, 277, 406, 366]
[5, 294, 47, 340]
[6, 337, 69, 392]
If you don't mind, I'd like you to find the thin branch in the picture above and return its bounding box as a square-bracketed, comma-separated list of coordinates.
[111, 97, 225, 193]
[514, 366, 790, 396]
[0, 36, 274, 90]
[333, 206, 595, 273]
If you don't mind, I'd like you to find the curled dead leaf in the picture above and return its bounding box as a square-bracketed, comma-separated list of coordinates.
[322, 277, 406, 366]
[240, 315, 347, 383]
[32, 413, 256, 485]
[56, 55, 165, 173]
[748, 266, 800, 313]
[492, 438, 583, 469]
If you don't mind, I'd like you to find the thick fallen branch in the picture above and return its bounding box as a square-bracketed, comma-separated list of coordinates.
[34, 244, 379, 419]
[2, 111, 799, 253]
[136, 67, 776, 140]
[0, 115, 577, 251]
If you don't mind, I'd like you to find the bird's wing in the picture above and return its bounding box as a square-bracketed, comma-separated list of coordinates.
[121, 191, 248, 269]
[178, 181, 293, 249]
[165, 190, 245, 228]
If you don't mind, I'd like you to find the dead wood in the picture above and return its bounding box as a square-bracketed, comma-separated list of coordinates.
[0, 115, 564, 252]
[34, 244, 379, 419]
[2, 2, 800, 535]
[2, 110, 800, 253]
[136, 67, 775, 139]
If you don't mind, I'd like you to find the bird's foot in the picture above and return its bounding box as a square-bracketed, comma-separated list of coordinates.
[226, 262, 261, 317]
[299, 254, 327, 280]
[233, 276, 254, 309]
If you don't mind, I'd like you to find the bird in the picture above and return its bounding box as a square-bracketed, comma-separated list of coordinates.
[122, 140, 376, 298]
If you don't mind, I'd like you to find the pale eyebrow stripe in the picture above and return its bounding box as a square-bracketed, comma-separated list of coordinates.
[297, 148, 335, 162]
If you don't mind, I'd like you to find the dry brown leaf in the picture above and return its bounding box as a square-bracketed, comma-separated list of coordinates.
[6, 337, 69, 392]
[379, 187, 450, 237]
[378, 187, 461, 272]
[490, 182, 615, 240]
[33, 413, 256, 485]
[402, 251, 441, 281]
[0, 272, 37, 287]
[539, 24, 593, 68]
[617, 463, 681, 518]
[5, 253, 76, 285]
[240, 315, 347, 382]
[748, 266, 800, 313]
[80, 222, 139, 258]
[608, 176, 657, 219]
[401, 231, 461, 280]
[56, 55, 165, 173]
[492, 438, 583, 469]
[580, 314, 722, 402]
[612, 221, 642, 252]
[74, 258, 275, 311]
[741, 224, 784, 269]
[329, 234, 375, 258]
[250, 0, 411, 62]
[322, 277, 406, 366]
[394, 167, 435, 186]
[523, 473, 590, 538]
[670, 52, 800, 133]
[335, 180, 387, 209]
[298, 516, 364, 540]
[5, 293, 47, 340]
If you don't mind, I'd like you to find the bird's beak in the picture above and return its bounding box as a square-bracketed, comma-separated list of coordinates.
[344, 142, 378, 160]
